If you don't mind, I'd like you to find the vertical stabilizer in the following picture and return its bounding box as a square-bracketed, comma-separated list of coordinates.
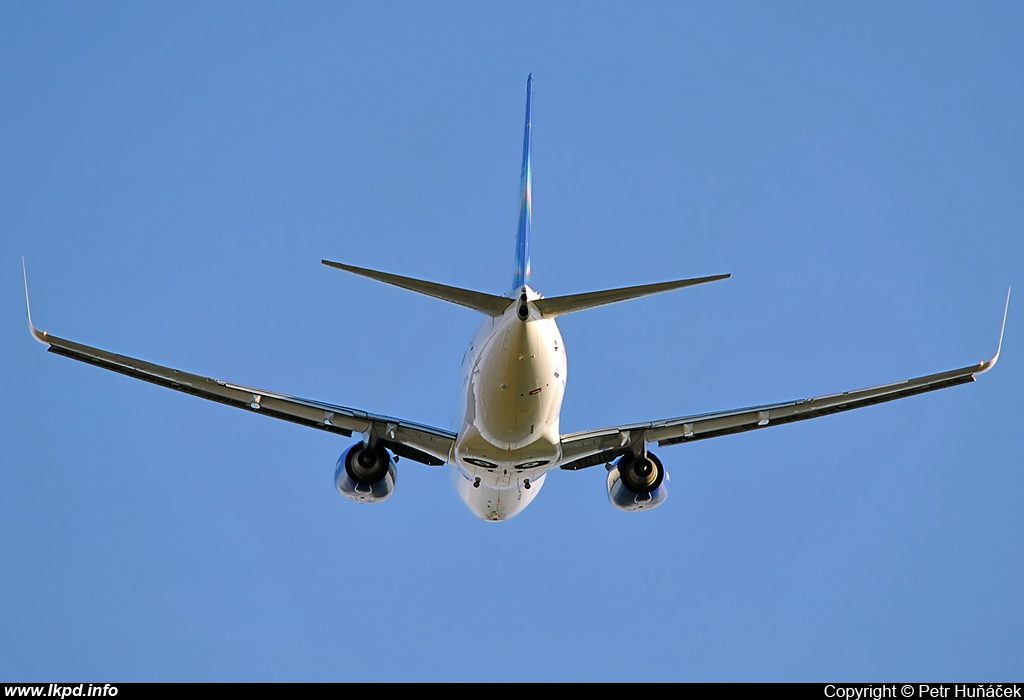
[513, 74, 533, 292]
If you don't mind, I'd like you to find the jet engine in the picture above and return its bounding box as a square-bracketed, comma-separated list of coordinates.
[335, 442, 397, 504]
[606, 451, 668, 512]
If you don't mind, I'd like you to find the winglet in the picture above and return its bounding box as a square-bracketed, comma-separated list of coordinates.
[22, 257, 49, 345]
[978, 287, 1010, 374]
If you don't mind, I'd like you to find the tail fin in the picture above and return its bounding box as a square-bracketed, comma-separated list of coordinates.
[513, 74, 533, 292]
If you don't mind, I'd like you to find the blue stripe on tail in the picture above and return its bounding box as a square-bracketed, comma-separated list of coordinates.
[513, 74, 533, 292]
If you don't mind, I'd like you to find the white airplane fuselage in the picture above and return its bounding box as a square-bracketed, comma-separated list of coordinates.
[22, 74, 1007, 525]
[451, 285, 566, 520]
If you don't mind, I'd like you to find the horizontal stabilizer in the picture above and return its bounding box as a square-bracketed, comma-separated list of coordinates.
[322, 260, 511, 316]
[534, 273, 730, 318]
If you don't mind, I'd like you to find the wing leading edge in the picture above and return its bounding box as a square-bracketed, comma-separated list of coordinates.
[560, 289, 1010, 470]
[22, 261, 455, 466]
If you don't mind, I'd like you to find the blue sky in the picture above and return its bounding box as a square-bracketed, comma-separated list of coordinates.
[2, 2, 1022, 681]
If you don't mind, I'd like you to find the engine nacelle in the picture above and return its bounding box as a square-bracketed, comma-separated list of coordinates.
[607, 451, 669, 512]
[335, 442, 397, 504]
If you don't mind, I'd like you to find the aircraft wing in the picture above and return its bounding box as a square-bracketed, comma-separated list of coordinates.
[22, 266, 455, 466]
[560, 290, 1010, 471]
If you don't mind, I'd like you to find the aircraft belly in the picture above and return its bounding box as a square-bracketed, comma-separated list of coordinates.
[451, 308, 566, 520]
[453, 425, 559, 477]
[472, 318, 563, 450]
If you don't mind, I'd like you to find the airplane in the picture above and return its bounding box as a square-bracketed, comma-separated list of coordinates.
[23, 75, 1010, 522]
